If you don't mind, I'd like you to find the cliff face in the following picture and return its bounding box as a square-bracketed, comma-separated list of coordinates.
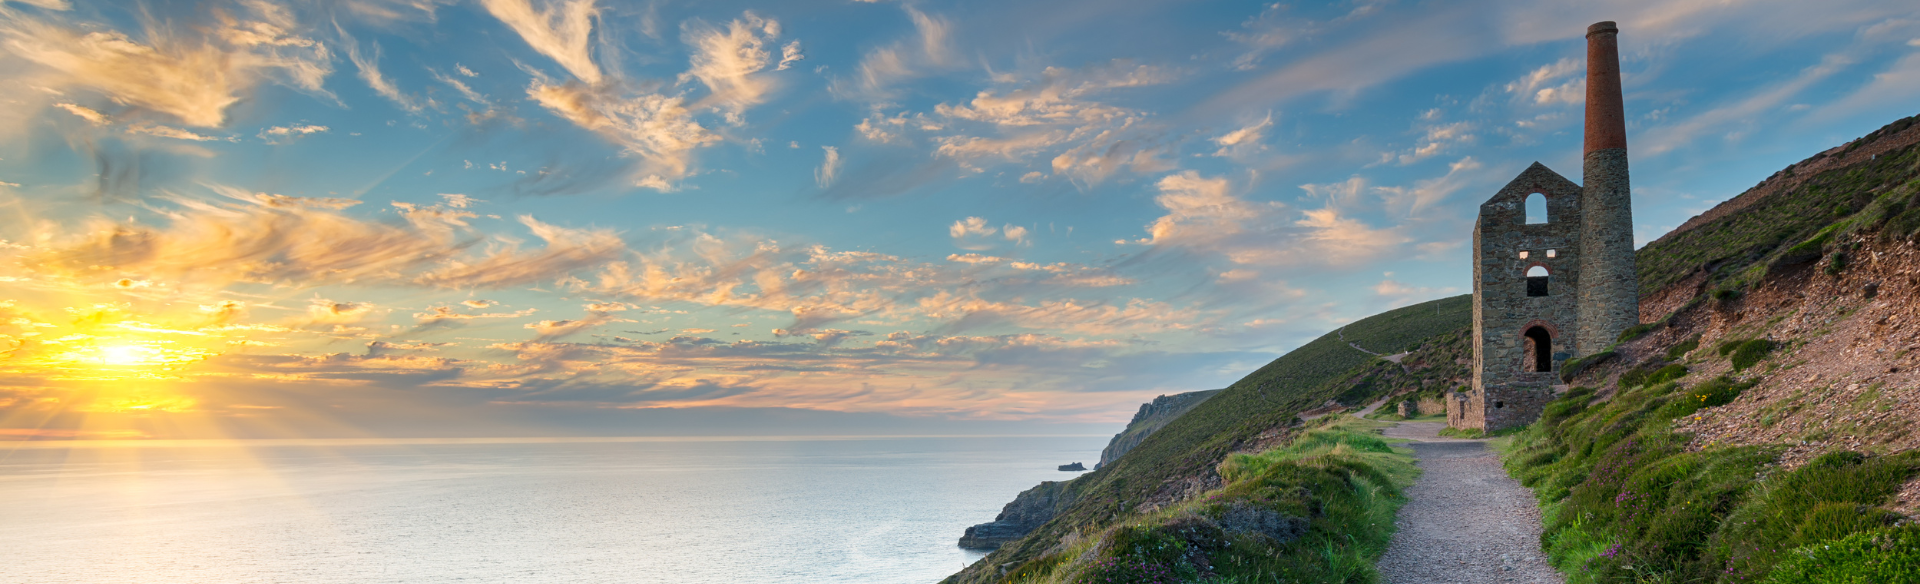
[958, 390, 1216, 550]
[956, 480, 1076, 550]
[1095, 390, 1219, 469]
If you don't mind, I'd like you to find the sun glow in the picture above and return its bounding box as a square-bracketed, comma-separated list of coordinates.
[45, 338, 217, 379]
[98, 343, 161, 366]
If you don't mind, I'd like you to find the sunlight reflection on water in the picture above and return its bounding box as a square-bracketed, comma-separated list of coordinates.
[0, 435, 1102, 583]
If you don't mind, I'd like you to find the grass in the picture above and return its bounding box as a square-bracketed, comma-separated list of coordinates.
[1762, 525, 1920, 584]
[1666, 336, 1701, 361]
[944, 295, 1472, 584]
[1501, 374, 1920, 584]
[1633, 114, 1920, 297]
[1717, 339, 1781, 372]
[1619, 363, 1689, 390]
[998, 418, 1417, 584]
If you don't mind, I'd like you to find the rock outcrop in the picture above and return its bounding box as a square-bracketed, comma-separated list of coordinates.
[1096, 390, 1219, 469]
[957, 480, 1076, 550]
[1056, 462, 1085, 471]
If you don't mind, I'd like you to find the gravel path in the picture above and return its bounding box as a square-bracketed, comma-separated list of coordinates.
[1375, 422, 1563, 584]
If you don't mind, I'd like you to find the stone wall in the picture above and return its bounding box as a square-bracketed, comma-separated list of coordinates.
[1465, 163, 1584, 431]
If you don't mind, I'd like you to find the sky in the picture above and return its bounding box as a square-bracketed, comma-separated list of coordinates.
[0, 0, 1916, 440]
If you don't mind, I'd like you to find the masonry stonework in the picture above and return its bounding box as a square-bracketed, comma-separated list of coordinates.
[1449, 21, 1639, 433]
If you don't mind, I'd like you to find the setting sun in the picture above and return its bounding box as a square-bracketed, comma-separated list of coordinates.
[97, 344, 160, 366]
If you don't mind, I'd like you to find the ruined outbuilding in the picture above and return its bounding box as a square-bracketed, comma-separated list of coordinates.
[1449, 22, 1639, 432]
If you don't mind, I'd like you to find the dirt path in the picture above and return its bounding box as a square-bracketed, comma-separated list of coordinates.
[1375, 421, 1563, 584]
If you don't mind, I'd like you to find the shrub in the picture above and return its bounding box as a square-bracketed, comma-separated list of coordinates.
[1617, 323, 1659, 343]
[1825, 251, 1849, 276]
[1666, 336, 1702, 361]
[1620, 364, 1689, 390]
[1501, 367, 1920, 584]
[1705, 450, 1920, 581]
[1720, 339, 1780, 371]
[1560, 351, 1617, 383]
[1655, 376, 1755, 420]
[1763, 526, 1920, 584]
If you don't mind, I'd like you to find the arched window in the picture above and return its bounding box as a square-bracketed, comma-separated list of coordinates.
[1523, 326, 1552, 372]
[1524, 193, 1548, 224]
[1526, 265, 1550, 297]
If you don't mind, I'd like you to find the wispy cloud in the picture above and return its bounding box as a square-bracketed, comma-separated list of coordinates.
[1505, 57, 1584, 106]
[343, 36, 423, 113]
[680, 12, 788, 119]
[24, 185, 619, 291]
[526, 80, 717, 190]
[814, 146, 840, 188]
[479, 0, 601, 84]
[1128, 170, 1408, 269]
[1639, 52, 1851, 156]
[257, 123, 328, 144]
[835, 6, 956, 99]
[1, 1, 332, 127]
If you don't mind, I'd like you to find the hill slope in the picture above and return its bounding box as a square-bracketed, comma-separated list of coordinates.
[1500, 112, 1920, 584]
[1097, 390, 1221, 470]
[943, 294, 1472, 583]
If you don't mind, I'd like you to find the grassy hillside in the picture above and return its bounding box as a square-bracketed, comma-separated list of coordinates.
[1499, 112, 1920, 583]
[944, 294, 1471, 584]
[999, 418, 1418, 583]
[1637, 114, 1920, 297]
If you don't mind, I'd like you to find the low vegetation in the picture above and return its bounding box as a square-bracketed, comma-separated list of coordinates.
[1503, 376, 1920, 583]
[946, 296, 1471, 584]
[1635, 114, 1920, 296]
[1000, 418, 1417, 584]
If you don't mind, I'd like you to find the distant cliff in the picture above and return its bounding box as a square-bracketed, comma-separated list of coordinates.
[1095, 390, 1219, 469]
[956, 389, 1219, 550]
[956, 480, 1077, 550]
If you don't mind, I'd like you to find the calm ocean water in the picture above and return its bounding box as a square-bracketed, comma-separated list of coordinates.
[0, 435, 1106, 584]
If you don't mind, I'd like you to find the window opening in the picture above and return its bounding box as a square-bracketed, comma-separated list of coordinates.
[1525, 193, 1548, 224]
[1546, 249, 1557, 258]
[1519, 250, 1529, 259]
[1523, 326, 1553, 372]
[1526, 265, 1550, 297]
[1495, 401, 1505, 409]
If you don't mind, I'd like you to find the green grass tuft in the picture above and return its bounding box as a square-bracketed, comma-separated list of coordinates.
[1002, 419, 1417, 584]
[1717, 339, 1780, 371]
[1620, 363, 1689, 390]
[1762, 525, 1920, 584]
[1617, 323, 1659, 343]
[1502, 369, 1920, 584]
[1666, 336, 1701, 361]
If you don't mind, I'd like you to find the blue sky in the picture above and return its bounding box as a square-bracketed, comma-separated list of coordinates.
[0, 0, 1916, 439]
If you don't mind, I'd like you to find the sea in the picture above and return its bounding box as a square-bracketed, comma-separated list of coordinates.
[0, 435, 1108, 584]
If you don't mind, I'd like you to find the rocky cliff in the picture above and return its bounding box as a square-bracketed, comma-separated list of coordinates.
[956, 480, 1077, 550]
[957, 390, 1216, 550]
[1095, 390, 1219, 469]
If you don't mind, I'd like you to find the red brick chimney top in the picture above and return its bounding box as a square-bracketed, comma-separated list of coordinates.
[1584, 21, 1626, 155]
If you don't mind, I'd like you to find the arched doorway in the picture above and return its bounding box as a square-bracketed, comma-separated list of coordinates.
[1523, 326, 1552, 372]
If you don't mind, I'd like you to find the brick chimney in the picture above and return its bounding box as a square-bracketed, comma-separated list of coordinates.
[1583, 21, 1627, 155]
[1575, 20, 1639, 355]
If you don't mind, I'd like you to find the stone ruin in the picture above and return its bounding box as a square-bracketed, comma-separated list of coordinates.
[1449, 22, 1640, 432]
